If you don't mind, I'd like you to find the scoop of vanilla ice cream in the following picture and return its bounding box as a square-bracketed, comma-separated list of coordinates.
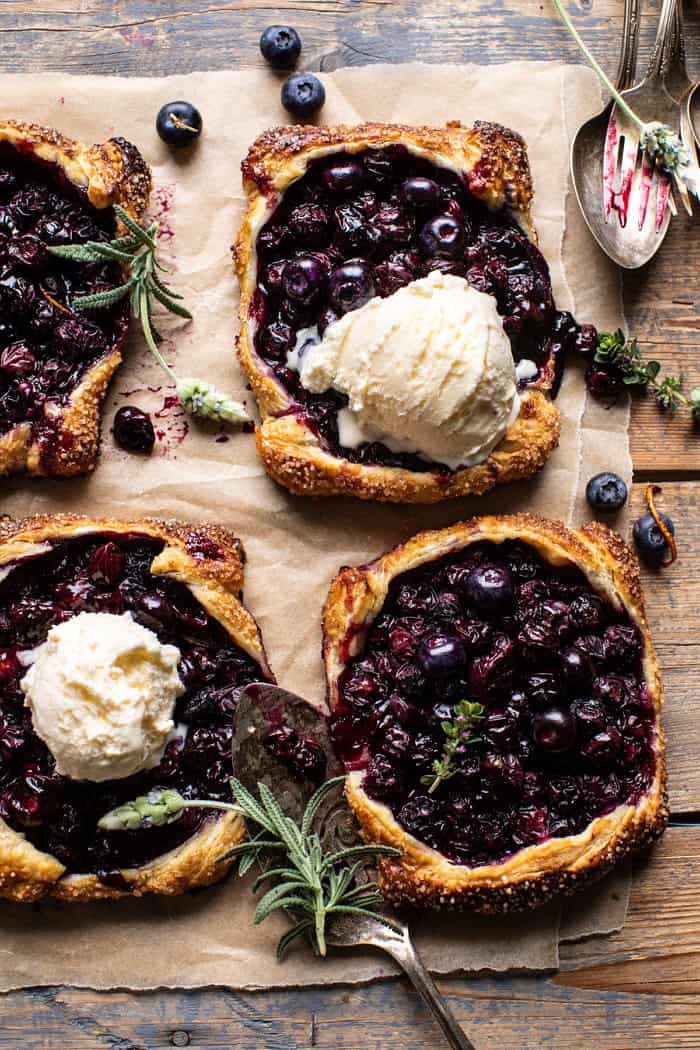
[299, 271, 518, 470]
[21, 611, 184, 782]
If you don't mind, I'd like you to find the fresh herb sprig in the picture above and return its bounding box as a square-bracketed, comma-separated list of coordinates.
[48, 205, 250, 426]
[99, 776, 400, 960]
[596, 329, 700, 421]
[421, 700, 485, 796]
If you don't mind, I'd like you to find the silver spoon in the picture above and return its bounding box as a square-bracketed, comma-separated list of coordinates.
[570, 0, 640, 262]
[570, 0, 684, 269]
[233, 682, 475, 1050]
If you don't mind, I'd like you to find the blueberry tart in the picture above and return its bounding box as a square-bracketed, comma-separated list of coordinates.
[323, 515, 667, 911]
[0, 120, 151, 479]
[0, 514, 272, 901]
[234, 122, 594, 503]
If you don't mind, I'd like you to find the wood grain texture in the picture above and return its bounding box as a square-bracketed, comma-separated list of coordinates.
[0, 831, 696, 1049]
[1, 1, 699, 1047]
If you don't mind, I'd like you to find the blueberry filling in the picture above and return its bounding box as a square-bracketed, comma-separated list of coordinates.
[0, 143, 129, 456]
[254, 145, 593, 473]
[0, 533, 262, 877]
[330, 540, 656, 868]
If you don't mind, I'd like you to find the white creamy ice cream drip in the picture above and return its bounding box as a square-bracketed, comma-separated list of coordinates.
[297, 271, 519, 470]
[21, 611, 185, 783]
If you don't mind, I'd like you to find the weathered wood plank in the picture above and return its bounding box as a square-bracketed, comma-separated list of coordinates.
[0, 1, 693, 86]
[627, 482, 698, 811]
[0, 830, 696, 1049]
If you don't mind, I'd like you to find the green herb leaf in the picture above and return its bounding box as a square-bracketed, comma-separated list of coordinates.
[72, 282, 133, 310]
[594, 331, 699, 425]
[422, 699, 485, 795]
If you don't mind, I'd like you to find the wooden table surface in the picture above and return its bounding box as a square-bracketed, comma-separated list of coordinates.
[2, 1, 699, 1047]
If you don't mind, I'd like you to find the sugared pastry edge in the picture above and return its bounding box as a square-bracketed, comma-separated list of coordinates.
[234, 121, 560, 504]
[0, 513, 271, 902]
[0, 120, 152, 480]
[322, 514, 667, 912]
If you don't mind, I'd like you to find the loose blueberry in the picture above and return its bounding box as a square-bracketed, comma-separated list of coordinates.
[464, 564, 513, 617]
[532, 708, 576, 754]
[259, 25, 302, 69]
[586, 472, 628, 514]
[560, 646, 593, 688]
[113, 405, 155, 454]
[419, 214, 465, 259]
[328, 259, 375, 314]
[401, 177, 440, 208]
[573, 323, 598, 357]
[282, 256, 325, 304]
[322, 159, 364, 194]
[633, 511, 675, 566]
[281, 73, 325, 119]
[417, 634, 466, 677]
[156, 101, 203, 148]
[586, 364, 624, 399]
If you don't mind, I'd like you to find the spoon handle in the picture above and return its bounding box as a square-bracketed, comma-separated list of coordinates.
[615, 0, 640, 91]
[647, 0, 679, 82]
[379, 927, 476, 1050]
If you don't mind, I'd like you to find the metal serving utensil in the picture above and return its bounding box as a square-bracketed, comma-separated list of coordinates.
[570, 0, 686, 269]
[232, 682, 475, 1050]
[570, 0, 641, 263]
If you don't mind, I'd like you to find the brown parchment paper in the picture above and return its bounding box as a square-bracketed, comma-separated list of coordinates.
[0, 63, 632, 991]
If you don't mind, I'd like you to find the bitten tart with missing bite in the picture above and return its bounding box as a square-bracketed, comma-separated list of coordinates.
[323, 515, 667, 912]
[0, 514, 272, 902]
[0, 120, 151, 479]
[235, 122, 595, 503]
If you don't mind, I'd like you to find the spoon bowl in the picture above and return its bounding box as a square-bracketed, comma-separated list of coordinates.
[570, 0, 682, 270]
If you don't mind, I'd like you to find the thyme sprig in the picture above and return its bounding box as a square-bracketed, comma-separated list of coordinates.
[48, 205, 250, 426]
[596, 329, 700, 420]
[99, 776, 401, 960]
[551, 0, 700, 200]
[421, 700, 485, 795]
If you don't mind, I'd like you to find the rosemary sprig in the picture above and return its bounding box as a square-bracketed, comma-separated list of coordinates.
[421, 700, 485, 796]
[595, 329, 700, 421]
[99, 776, 401, 960]
[48, 205, 250, 426]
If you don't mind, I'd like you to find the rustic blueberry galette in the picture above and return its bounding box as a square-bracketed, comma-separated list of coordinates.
[0, 514, 272, 901]
[323, 515, 667, 911]
[235, 122, 595, 502]
[0, 120, 151, 479]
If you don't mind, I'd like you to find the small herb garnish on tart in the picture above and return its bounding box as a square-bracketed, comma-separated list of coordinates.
[421, 700, 485, 795]
[49, 205, 251, 427]
[100, 776, 400, 959]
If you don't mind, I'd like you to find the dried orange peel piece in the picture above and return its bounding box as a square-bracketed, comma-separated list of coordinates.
[645, 484, 677, 566]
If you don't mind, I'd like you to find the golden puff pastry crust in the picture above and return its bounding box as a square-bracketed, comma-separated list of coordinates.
[0, 120, 152, 481]
[322, 514, 667, 913]
[234, 121, 560, 504]
[0, 513, 272, 903]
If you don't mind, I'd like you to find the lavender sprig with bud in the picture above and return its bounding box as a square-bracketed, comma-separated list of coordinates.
[551, 0, 700, 199]
[421, 699, 485, 795]
[49, 204, 251, 426]
[98, 787, 237, 831]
